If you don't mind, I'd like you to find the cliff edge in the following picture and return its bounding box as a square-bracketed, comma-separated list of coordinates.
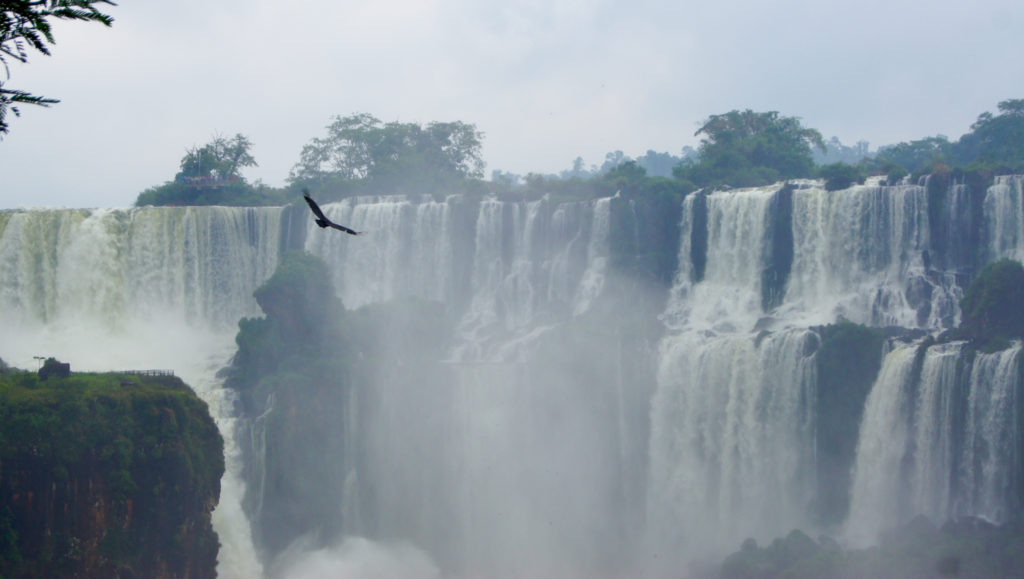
[0, 368, 224, 578]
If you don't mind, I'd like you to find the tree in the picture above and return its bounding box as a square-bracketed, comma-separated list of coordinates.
[635, 149, 684, 178]
[134, 133, 286, 207]
[873, 135, 952, 174]
[674, 109, 825, 189]
[0, 0, 116, 136]
[179, 133, 257, 180]
[954, 99, 1024, 169]
[290, 113, 485, 196]
[813, 136, 871, 166]
[817, 162, 866, 191]
[603, 160, 647, 191]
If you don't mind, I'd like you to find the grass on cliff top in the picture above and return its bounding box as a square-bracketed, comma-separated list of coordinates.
[0, 370, 192, 400]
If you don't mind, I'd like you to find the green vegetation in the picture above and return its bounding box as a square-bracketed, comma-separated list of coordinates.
[817, 162, 867, 191]
[289, 113, 487, 198]
[813, 322, 886, 526]
[0, 369, 223, 577]
[956, 259, 1024, 350]
[225, 251, 347, 410]
[865, 99, 1024, 182]
[132, 96, 1024, 208]
[673, 109, 825, 190]
[224, 251, 354, 558]
[135, 133, 288, 207]
[0, 0, 115, 136]
[720, 516, 1024, 579]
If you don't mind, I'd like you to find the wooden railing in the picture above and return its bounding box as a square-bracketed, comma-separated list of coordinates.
[116, 370, 176, 377]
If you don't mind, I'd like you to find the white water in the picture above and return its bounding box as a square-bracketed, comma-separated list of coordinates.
[0, 206, 280, 577]
[650, 178, 1021, 562]
[985, 175, 1024, 262]
[0, 195, 617, 576]
[785, 180, 935, 328]
[4, 177, 1024, 575]
[649, 329, 817, 565]
[958, 343, 1022, 522]
[844, 342, 920, 545]
[844, 340, 1023, 545]
[907, 341, 964, 523]
[303, 195, 456, 309]
[662, 186, 776, 332]
[652, 185, 821, 563]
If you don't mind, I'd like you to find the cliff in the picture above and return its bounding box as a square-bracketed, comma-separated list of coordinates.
[0, 370, 224, 578]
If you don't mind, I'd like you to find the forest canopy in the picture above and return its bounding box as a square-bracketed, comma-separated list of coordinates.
[133, 98, 1024, 207]
[289, 113, 486, 197]
[673, 109, 825, 190]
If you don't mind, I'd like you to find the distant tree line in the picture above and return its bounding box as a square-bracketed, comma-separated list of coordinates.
[133, 98, 1024, 207]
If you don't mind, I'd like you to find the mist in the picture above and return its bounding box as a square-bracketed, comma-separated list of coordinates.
[2, 178, 1024, 577]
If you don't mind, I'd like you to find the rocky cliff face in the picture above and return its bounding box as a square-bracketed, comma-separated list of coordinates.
[0, 372, 224, 578]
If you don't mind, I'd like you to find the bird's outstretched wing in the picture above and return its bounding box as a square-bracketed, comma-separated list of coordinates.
[303, 189, 361, 235]
[303, 190, 328, 221]
[329, 222, 360, 235]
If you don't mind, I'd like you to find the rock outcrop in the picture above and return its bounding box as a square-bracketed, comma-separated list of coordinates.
[0, 371, 224, 578]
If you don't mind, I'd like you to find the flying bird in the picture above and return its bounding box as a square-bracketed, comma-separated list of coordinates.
[303, 190, 360, 235]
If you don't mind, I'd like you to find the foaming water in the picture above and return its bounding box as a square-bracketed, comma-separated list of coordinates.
[648, 329, 817, 565]
[0, 207, 278, 576]
[843, 342, 920, 546]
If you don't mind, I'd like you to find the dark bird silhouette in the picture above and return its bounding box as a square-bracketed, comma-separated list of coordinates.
[303, 190, 360, 235]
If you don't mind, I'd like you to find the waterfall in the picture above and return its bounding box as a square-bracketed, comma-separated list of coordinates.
[303, 195, 457, 309]
[844, 342, 921, 545]
[0, 206, 281, 578]
[4, 175, 1024, 576]
[662, 186, 776, 332]
[785, 180, 937, 328]
[651, 184, 823, 564]
[985, 175, 1024, 262]
[648, 329, 817, 563]
[453, 196, 610, 360]
[0, 206, 281, 328]
[908, 341, 964, 523]
[845, 340, 1023, 545]
[958, 343, 1022, 522]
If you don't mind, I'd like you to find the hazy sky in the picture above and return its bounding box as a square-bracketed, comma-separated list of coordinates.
[1, 0, 1022, 208]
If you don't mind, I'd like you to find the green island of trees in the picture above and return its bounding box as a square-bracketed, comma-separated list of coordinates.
[0, 365, 223, 577]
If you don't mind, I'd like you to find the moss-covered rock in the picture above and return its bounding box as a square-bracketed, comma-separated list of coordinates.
[813, 322, 886, 526]
[719, 516, 1024, 579]
[0, 371, 224, 578]
[957, 258, 1024, 350]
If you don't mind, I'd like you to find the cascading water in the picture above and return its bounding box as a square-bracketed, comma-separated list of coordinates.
[649, 177, 1023, 564]
[844, 340, 1023, 545]
[303, 195, 459, 309]
[907, 341, 964, 523]
[958, 343, 1022, 522]
[662, 186, 776, 332]
[0, 206, 281, 578]
[3, 175, 1024, 576]
[985, 175, 1024, 262]
[649, 329, 818, 564]
[650, 185, 818, 567]
[843, 342, 920, 545]
[785, 179, 944, 328]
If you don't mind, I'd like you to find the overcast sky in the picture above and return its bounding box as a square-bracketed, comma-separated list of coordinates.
[1, 0, 1022, 208]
